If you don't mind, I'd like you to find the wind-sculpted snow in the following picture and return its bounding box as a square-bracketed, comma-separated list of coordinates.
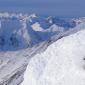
[0, 13, 85, 85]
[22, 29, 85, 85]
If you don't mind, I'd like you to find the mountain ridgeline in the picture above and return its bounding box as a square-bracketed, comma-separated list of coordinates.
[0, 13, 84, 51]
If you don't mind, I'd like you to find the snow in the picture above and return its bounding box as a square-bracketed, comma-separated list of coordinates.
[22, 29, 85, 85]
[31, 22, 44, 31]
[0, 41, 47, 85]
[0, 13, 85, 85]
[0, 13, 79, 51]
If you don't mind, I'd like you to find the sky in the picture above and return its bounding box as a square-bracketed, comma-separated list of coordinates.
[0, 0, 84, 18]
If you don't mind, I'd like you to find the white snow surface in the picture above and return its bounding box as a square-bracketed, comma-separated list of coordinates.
[0, 13, 85, 85]
[22, 29, 85, 85]
[31, 22, 44, 31]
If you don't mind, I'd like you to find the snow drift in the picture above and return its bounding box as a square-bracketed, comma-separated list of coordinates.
[22, 29, 85, 85]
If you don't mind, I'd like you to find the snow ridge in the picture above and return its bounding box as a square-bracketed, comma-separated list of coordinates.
[22, 29, 85, 85]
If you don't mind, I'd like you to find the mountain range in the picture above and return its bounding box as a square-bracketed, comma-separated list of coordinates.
[0, 13, 85, 85]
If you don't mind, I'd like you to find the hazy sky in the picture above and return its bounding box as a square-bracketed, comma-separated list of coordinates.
[0, 0, 84, 17]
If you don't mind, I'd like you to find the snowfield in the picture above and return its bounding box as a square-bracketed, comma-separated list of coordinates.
[22, 29, 85, 85]
[0, 13, 85, 85]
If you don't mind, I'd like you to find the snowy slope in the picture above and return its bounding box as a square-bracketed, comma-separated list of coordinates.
[22, 29, 85, 85]
[0, 13, 85, 85]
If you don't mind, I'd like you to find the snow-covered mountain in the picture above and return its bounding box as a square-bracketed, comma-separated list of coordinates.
[0, 13, 85, 85]
[0, 13, 77, 51]
[22, 29, 85, 85]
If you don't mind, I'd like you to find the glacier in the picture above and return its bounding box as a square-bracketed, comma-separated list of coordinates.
[0, 13, 85, 85]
